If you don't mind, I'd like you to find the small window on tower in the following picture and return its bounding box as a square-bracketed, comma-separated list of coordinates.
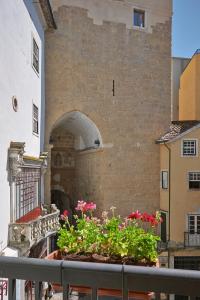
[133, 9, 145, 28]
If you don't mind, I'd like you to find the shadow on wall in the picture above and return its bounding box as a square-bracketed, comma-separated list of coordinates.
[51, 189, 74, 219]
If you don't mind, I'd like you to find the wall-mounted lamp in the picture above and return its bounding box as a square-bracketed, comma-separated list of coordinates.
[94, 139, 100, 147]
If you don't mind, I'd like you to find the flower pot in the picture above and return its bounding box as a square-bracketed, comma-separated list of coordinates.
[45, 250, 155, 299]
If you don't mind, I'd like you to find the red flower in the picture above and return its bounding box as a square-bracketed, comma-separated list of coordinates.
[128, 210, 142, 220]
[141, 212, 151, 222]
[63, 210, 69, 216]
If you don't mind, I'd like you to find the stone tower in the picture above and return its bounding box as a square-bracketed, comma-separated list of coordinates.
[45, 0, 172, 216]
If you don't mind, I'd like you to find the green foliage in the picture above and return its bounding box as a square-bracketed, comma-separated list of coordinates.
[57, 203, 161, 263]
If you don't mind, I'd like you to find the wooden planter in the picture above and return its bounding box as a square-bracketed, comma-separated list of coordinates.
[46, 250, 154, 299]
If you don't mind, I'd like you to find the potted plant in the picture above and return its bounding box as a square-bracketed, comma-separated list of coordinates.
[47, 200, 162, 298]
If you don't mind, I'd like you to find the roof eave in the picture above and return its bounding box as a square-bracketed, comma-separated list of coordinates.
[39, 0, 57, 30]
[156, 123, 200, 145]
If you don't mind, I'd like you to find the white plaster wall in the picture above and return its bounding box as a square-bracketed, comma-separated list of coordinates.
[51, 0, 172, 32]
[0, 0, 45, 250]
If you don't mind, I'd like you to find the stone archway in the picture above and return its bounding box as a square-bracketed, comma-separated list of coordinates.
[47, 111, 103, 212]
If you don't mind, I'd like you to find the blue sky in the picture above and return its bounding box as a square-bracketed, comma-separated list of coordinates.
[173, 0, 200, 58]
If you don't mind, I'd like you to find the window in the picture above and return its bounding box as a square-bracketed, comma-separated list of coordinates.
[32, 37, 39, 74]
[133, 9, 145, 28]
[188, 172, 200, 189]
[161, 171, 168, 189]
[188, 215, 200, 234]
[182, 139, 197, 156]
[33, 104, 39, 134]
[16, 167, 41, 220]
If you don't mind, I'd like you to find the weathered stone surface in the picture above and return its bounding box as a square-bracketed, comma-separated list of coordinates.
[45, 0, 171, 216]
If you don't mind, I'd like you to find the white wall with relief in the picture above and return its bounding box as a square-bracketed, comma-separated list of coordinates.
[0, 0, 45, 252]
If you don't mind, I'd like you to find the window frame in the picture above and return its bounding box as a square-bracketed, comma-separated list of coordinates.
[161, 170, 168, 189]
[133, 8, 145, 28]
[181, 139, 198, 157]
[188, 171, 200, 190]
[32, 36, 40, 75]
[33, 103, 39, 135]
[188, 214, 200, 234]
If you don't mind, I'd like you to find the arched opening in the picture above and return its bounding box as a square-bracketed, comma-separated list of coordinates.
[49, 111, 103, 213]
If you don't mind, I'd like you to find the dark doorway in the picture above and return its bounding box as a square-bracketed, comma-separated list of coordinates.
[161, 212, 167, 243]
[51, 189, 70, 214]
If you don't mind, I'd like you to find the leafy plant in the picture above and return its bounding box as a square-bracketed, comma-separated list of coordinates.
[57, 201, 162, 264]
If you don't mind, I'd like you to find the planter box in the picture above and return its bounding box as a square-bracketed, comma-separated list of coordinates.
[46, 250, 154, 299]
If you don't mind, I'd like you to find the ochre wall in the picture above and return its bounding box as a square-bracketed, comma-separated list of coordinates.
[179, 54, 200, 121]
[160, 128, 200, 243]
[45, 0, 171, 216]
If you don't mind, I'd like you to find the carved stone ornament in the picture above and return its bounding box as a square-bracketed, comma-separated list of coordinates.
[12, 225, 26, 243]
[8, 142, 25, 181]
[40, 151, 48, 175]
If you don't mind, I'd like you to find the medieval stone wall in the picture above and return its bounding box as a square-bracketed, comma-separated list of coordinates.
[45, 0, 171, 215]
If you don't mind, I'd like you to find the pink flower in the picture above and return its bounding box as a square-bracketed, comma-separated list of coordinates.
[75, 200, 87, 212]
[75, 200, 96, 212]
[128, 210, 142, 220]
[85, 202, 96, 211]
[60, 210, 69, 221]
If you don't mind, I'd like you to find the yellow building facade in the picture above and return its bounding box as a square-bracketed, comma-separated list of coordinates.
[158, 50, 200, 270]
[179, 51, 200, 121]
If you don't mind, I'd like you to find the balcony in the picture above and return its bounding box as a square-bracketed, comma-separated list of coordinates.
[8, 205, 60, 254]
[0, 256, 200, 300]
[184, 232, 200, 247]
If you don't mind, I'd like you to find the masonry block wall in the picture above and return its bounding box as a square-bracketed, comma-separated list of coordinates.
[45, 0, 172, 215]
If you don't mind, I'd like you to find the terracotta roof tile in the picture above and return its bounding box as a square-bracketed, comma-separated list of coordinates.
[156, 121, 200, 143]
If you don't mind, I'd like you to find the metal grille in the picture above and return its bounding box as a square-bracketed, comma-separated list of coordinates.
[32, 38, 39, 73]
[16, 168, 41, 220]
[33, 104, 39, 134]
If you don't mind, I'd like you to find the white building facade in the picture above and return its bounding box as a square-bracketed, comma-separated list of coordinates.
[0, 0, 58, 258]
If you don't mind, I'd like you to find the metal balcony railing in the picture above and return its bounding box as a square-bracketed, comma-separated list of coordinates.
[184, 232, 200, 247]
[1, 256, 200, 300]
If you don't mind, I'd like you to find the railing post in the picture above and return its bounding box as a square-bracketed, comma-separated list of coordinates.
[35, 281, 42, 300]
[92, 287, 98, 300]
[63, 283, 70, 300]
[122, 265, 128, 300]
[8, 279, 16, 300]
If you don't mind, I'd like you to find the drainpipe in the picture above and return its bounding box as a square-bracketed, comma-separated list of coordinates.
[163, 142, 171, 268]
